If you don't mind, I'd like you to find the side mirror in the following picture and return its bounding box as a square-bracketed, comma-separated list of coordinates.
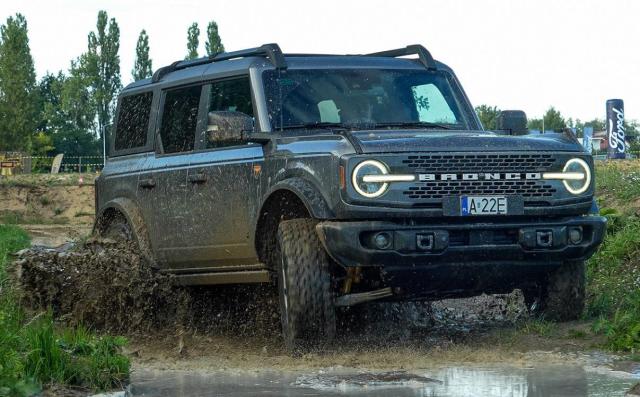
[496, 110, 528, 135]
[207, 111, 254, 145]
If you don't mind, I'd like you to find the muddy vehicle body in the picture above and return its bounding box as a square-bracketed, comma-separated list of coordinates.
[95, 44, 606, 349]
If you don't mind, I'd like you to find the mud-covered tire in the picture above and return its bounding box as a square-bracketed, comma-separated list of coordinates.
[99, 213, 155, 267]
[102, 214, 134, 242]
[276, 219, 336, 352]
[528, 261, 585, 321]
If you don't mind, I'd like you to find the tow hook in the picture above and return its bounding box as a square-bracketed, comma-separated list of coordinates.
[334, 287, 394, 307]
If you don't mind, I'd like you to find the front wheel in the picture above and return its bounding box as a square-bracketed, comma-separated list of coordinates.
[276, 219, 336, 352]
[523, 261, 585, 321]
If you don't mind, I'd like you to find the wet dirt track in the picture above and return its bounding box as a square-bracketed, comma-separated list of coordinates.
[14, 231, 640, 397]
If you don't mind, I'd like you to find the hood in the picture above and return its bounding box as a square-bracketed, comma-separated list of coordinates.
[350, 129, 584, 153]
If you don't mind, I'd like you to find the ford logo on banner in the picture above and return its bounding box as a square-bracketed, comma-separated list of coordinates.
[583, 126, 593, 153]
[607, 99, 626, 159]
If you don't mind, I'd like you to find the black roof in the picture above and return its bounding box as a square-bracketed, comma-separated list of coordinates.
[124, 43, 445, 92]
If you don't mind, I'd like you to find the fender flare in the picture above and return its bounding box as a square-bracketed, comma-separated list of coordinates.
[261, 177, 334, 220]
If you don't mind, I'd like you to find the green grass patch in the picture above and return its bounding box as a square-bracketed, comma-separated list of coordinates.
[587, 162, 640, 351]
[518, 319, 557, 337]
[595, 161, 640, 202]
[0, 211, 69, 225]
[0, 225, 129, 395]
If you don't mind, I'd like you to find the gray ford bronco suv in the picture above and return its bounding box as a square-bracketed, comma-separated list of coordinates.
[95, 43, 606, 350]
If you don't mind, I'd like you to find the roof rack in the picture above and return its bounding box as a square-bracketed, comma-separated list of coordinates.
[151, 43, 286, 83]
[367, 44, 437, 70]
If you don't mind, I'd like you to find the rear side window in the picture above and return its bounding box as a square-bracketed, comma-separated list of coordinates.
[114, 92, 153, 151]
[159, 85, 202, 154]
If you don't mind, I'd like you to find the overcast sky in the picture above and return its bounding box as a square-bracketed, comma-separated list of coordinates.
[1, 0, 639, 122]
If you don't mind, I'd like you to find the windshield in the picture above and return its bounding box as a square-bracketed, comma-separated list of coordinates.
[263, 68, 474, 131]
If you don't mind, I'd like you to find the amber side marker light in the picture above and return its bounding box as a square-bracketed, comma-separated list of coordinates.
[339, 165, 346, 189]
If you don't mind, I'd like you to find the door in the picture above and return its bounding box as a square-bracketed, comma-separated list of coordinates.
[182, 76, 264, 269]
[137, 83, 204, 267]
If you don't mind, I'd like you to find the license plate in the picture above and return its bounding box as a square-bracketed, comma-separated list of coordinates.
[461, 196, 508, 216]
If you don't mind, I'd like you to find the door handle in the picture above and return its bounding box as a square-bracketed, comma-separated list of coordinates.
[139, 178, 156, 188]
[188, 172, 207, 184]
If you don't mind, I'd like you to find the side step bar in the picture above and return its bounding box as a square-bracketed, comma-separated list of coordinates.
[335, 287, 394, 307]
[175, 270, 270, 286]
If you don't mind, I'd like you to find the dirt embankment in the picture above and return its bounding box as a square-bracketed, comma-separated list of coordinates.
[0, 175, 95, 226]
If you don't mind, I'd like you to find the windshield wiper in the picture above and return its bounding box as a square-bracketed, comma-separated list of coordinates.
[278, 122, 348, 131]
[368, 121, 452, 130]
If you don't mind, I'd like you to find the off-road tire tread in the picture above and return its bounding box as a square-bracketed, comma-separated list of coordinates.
[277, 219, 336, 351]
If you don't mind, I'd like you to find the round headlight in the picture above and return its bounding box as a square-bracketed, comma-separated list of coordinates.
[352, 160, 389, 198]
[563, 158, 591, 195]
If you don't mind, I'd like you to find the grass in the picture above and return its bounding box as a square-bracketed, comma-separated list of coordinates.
[0, 225, 129, 396]
[0, 211, 69, 225]
[586, 160, 640, 351]
[517, 318, 557, 337]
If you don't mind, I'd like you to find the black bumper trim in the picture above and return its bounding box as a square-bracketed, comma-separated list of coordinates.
[316, 216, 606, 268]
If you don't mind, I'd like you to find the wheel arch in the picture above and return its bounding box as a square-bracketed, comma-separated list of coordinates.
[94, 197, 154, 261]
[254, 177, 333, 266]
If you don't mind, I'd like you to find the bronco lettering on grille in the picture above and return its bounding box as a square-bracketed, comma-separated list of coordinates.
[418, 172, 542, 181]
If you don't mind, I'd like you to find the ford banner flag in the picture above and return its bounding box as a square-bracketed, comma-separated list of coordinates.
[583, 126, 593, 153]
[607, 99, 626, 159]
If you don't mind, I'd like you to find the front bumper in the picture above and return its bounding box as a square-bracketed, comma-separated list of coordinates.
[317, 216, 606, 268]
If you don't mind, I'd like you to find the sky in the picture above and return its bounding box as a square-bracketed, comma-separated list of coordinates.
[1, 0, 639, 122]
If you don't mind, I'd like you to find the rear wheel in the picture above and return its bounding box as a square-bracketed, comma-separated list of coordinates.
[276, 219, 336, 352]
[523, 261, 585, 321]
[98, 212, 154, 265]
[102, 214, 133, 242]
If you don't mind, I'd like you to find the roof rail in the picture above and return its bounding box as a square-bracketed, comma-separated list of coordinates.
[151, 43, 286, 83]
[367, 44, 437, 70]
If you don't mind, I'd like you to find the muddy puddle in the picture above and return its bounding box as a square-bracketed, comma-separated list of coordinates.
[124, 364, 638, 396]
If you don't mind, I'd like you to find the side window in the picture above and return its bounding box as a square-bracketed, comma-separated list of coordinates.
[411, 84, 457, 124]
[114, 92, 153, 151]
[159, 85, 202, 154]
[206, 77, 253, 149]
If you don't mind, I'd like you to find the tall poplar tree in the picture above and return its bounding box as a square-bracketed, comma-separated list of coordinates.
[85, 10, 121, 140]
[0, 14, 37, 152]
[132, 29, 152, 81]
[186, 22, 200, 60]
[205, 21, 224, 56]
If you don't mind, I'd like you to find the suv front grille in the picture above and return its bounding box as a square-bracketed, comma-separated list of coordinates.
[403, 180, 557, 200]
[398, 153, 560, 202]
[402, 153, 555, 172]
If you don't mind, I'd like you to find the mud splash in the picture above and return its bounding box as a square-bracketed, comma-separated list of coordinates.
[12, 239, 285, 338]
[14, 239, 190, 333]
[12, 238, 526, 340]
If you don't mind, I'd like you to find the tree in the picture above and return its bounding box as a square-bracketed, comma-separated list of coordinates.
[85, 10, 121, 141]
[132, 29, 152, 81]
[38, 62, 99, 158]
[186, 22, 200, 60]
[205, 21, 224, 56]
[0, 14, 37, 152]
[528, 106, 566, 132]
[475, 105, 501, 130]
